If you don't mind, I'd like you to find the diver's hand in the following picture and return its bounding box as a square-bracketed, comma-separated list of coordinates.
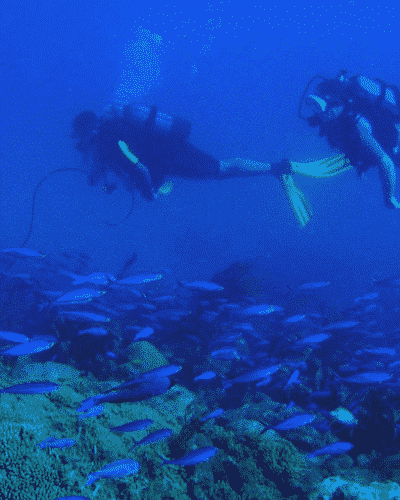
[386, 196, 400, 209]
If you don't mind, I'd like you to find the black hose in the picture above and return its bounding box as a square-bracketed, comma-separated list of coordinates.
[20, 168, 135, 248]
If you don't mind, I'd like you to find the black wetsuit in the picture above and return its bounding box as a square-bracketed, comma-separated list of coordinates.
[85, 106, 220, 198]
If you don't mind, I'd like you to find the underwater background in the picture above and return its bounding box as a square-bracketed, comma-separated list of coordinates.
[1, 1, 400, 499]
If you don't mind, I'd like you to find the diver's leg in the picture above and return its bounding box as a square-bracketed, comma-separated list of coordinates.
[378, 155, 400, 208]
[219, 158, 272, 176]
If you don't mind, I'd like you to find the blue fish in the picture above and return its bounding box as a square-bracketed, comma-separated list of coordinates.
[77, 377, 173, 411]
[161, 446, 219, 466]
[36, 436, 57, 448]
[322, 320, 359, 330]
[78, 404, 104, 420]
[61, 271, 116, 285]
[231, 322, 255, 331]
[210, 347, 240, 360]
[297, 333, 331, 345]
[201, 409, 225, 422]
[354, 292, 378, 302]
[0, 381, 59, 394]
[0, 330, 30, 343]
[117, 274, 162, 285]
[194, 371, 217, 382]
[118, 304, 138, 311]
[222, 365, 280, 391]
[181, 281, 224, 292]
[86, 458, 140, 486]
[213, 332, 243, 344]
[283, 314, 307, 324]
[241, 304, 283, 316]
[0, 340, 56, 356]
[307, 442, 354, 459]
[133, 327, 154, 341]
[110, 419, 153, 432]
[54, 496, 91, 500]
[143, 309, 191, 321]
[140, 364, 182, 379]
[131, 428, 173, 448]
[78, 327, 108, 336]
[260, 413, 316, 433]
[37, 437, 76, 449]
[54, 289, 106, 305]
[342, 372, 392, 384]
[356, 347, 396, 356]
[58, 311, 110, 323]
[76, 396, 100, 413]
[30, 334, 57, 343]
[229, 365, 281, 384]
[108, 285, 143, 297]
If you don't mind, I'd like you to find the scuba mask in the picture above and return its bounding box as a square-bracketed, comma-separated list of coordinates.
[305, 95, 344, 122]
[299, 71, 348, 123]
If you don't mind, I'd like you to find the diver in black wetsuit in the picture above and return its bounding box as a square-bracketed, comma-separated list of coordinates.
[72, 104, 277, 202]
[300, 70, 400, 209]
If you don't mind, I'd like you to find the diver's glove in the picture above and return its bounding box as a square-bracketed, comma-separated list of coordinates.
[270, 158, 293, 178]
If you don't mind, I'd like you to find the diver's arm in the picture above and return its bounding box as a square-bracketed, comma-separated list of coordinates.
[356, 117, 400, 208]
[219, 156, 349, 178]
[394, 123, 400, 154]
[379, 155, 400, 208]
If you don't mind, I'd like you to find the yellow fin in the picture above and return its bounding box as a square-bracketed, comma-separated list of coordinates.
[281, 174, 312, 227]
[291, 154, 353, 178]
[118, 140, 139, 164]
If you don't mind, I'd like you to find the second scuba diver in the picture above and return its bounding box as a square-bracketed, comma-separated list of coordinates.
[299, 70, 400, 210]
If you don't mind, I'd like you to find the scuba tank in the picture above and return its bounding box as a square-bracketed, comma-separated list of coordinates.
[300, 70, 400, 122]
[121, 104, 192, 142]
[350, 75, 400, 119]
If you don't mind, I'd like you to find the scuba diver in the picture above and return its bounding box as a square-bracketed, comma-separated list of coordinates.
[72, 104, 277, 201]
[72, 103, 350, 227]
[299, 70, 400, 210]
